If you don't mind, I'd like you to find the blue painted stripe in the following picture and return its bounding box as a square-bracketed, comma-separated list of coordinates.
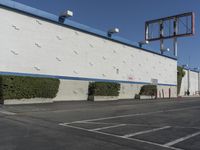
[177, 66, 199, 73]
[183, 68, 199, 73]
[0, 0, 177, 61]
[0, 71, 177, 87]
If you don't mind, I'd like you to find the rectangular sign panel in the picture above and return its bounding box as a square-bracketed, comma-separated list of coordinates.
[145, 12, 195, 41]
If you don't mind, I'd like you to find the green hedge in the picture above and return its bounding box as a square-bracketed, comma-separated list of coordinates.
[88, 82, 120, 96]
[0, 75, 60, 102]
[139, 85, 157, 96]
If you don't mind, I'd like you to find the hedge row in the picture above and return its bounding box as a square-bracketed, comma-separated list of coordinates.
[88, 83, 157, 100]
[88, 82, 120, 96]
[0, 75, 60, 102]
[0, 75, 160, 104]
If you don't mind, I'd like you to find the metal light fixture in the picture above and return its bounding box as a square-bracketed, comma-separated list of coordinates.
[138, 40, 149, 48]
[107, 28, 119, 37]
[161, 48, 170, 55]
[182, 64, 189, 68]
[59, 10, 73, 23]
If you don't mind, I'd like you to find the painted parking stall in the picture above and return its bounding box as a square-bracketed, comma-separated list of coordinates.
[60, 105, 200, 150]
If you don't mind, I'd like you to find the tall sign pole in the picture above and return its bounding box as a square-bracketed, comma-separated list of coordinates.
[188, 69, 190, 94]
[160, 21, 164, 54]
[198, 71, 200, 94]
[173, 17, 178, 57]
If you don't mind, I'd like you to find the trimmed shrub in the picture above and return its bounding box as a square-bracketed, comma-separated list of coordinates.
[139, 85, 157, 97]
[88, 82, 120, 96]
[0, 75, 60, 102]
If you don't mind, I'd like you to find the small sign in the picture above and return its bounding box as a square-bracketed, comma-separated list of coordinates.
[151, 78, 158, 85]
[128, 75, 134, 80]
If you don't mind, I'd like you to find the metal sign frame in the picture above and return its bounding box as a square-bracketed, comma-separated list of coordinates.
[145, 12, 195, 41]
[144, 12, 195, 56]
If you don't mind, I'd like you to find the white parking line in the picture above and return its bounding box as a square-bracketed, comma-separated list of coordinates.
[0, 110, 16, 115]
[121, 126, 171, 138]
[164, 131, 200, 147]
[72, 121, 118, 125]
[89, 122, 200, 130]
[59, 105, 200, 150]
[89, 124, 126, 131]
[59, 123, 183, 150]
[68, 106, 200, 124]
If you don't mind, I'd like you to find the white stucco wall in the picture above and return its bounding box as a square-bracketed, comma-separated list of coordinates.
[0, 7, 177, 86]
[119, 83, 143, 99]
[54, 80, 89, 101]
[54, 81, 177, 101]
[157, 86, 177, 98]
[119, 84, 177, 99]
[180, 69, 199, 96]
[190, 71, 199, 95]
[180, 69, 188, 96]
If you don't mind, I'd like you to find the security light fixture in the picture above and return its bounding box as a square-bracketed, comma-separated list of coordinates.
[138, 40, 149, 48]
[161, 48, 170, 52]
[183, 64, 188, 67]
[161, 47, 170, 55]
[59, 10, 73, 23]
[182, 64, 189, 68]
[61, 10, 73, 18]
[107, 28, 119, 37]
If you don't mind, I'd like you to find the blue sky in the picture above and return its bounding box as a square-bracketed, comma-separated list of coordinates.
[14, 0, 200, 69]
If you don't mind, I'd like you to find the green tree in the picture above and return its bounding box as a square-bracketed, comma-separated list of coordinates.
[177, 66, 186, 95]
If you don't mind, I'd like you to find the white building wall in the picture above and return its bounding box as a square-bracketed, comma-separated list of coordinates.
[0, 5, 179, 102]
[157, 86, 177, 98]
[190, 71, 199, 95]
[180, 69, 188, 96]
[54, 80, 89, 101]
[119, 84, 143, 99]
[180, 69, 199, 96]
[0, 8, 177, 87]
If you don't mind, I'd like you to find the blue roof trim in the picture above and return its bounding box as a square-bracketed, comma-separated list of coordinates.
[0, 71, 177, 87]
[178, 66, 199, 73]
[183, 68, 199, 73]
[0, 0, 177, 61]
[190, 69, 199, 73]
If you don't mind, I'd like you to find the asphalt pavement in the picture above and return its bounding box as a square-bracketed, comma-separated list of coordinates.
[0, 97, 200, 150]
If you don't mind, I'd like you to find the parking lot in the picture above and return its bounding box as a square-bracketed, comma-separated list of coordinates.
[0, 98, 200, 150]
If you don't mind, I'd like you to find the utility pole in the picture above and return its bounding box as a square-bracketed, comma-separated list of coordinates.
[173, 17, 178, 57]
[160, 20, 164, 54]
[187, 57, 191, 95]
[198, 71, 200, 95]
